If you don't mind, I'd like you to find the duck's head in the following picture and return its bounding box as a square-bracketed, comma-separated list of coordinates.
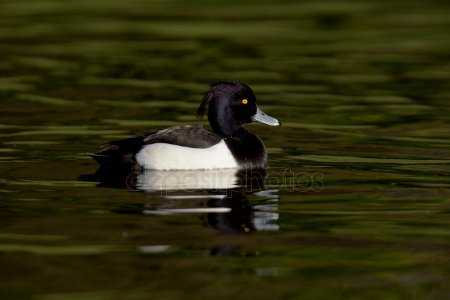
[198, 81, 280, 137]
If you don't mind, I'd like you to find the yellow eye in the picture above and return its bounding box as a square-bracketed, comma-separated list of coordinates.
[241, 99, 248, 105]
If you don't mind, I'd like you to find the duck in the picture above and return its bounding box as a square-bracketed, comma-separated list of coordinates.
[91, 81, 280, 170]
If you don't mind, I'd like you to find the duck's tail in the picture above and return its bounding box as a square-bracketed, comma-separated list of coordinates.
[90, 135, 145, 168]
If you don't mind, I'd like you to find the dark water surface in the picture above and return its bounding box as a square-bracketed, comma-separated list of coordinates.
[2, 0, 450, 299]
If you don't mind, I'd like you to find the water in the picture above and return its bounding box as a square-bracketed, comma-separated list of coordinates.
[1, 0, 450, 299]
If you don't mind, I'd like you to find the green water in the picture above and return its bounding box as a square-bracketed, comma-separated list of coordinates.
[1, 0, 450, 299]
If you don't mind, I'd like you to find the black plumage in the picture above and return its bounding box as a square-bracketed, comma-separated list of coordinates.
[92, 125, 221, 166]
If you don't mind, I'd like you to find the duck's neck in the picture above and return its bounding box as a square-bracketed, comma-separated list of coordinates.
[208, 104, 241, 137]
[214, 126, 253, 140]
[223, 127, 247, 139]
[223, 127, 267, 169]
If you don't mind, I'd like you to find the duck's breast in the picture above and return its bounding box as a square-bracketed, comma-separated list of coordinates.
[136, 140, 239, 170]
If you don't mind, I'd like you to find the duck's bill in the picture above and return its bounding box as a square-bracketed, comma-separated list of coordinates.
[251, 107, 280, 126]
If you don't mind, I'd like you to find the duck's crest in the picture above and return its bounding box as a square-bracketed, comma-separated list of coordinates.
[197, 81, 243, 117]
[197, 89, 213, 117]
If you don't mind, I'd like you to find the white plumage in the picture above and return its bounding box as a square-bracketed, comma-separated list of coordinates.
[136, 140, 239, 170]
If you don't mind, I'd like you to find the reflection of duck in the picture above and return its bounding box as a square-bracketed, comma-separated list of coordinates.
[205, 194, 255, 234]
[136, 169, 240, 191]
[91, 81, 280, 171]
[83, 168, 279, 234]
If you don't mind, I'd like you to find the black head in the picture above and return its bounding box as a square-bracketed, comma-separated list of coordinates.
[198, 81, 280, 137]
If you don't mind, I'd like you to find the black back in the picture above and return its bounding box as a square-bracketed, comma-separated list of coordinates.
[92, 125, 221, 168]
[143, 125, 221, 148]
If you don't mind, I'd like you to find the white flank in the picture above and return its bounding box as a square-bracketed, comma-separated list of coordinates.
[136, 140, 239, 170]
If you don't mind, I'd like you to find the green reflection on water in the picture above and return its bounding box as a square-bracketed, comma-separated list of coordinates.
[1, 0, 450, 299]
